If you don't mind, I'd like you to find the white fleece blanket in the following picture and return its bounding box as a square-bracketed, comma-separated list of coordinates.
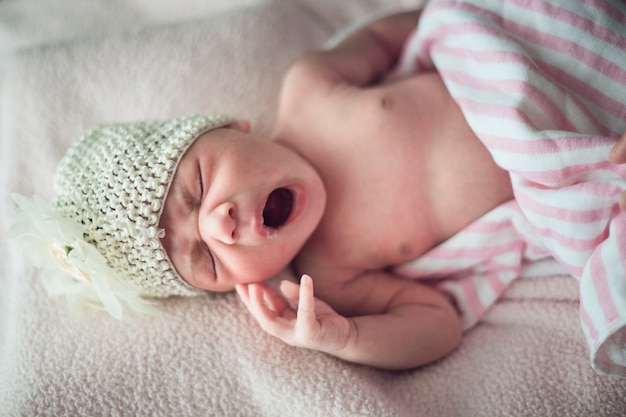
[1, 1, 626, 416]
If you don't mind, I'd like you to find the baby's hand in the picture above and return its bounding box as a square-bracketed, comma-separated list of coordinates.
[609, 130, 626, 211]
[235, 275, 355, 356]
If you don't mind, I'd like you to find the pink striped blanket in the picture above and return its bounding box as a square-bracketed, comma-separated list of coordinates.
[393, 0, 626, 376]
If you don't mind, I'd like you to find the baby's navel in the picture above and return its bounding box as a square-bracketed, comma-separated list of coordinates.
[397, 242, 413, 258]
[380, 95, 393, 109]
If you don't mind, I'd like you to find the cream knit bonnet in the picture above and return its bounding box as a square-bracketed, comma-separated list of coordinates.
[52, 114, 235, 298]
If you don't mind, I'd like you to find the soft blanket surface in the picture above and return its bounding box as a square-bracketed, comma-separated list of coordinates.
[1, 1, 626, 416]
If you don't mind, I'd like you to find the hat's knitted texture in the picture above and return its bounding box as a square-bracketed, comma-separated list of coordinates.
[53, 114, 234, 298]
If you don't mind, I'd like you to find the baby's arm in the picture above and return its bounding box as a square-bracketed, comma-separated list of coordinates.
[285, 10, 420, 88]
[236, 272, 461, 370]
[273, 10, 420, 138]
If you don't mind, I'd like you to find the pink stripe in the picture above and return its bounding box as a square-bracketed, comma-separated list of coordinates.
[510, 161, 620, 185]
[451, 2, 626, 85]
[538, 61, 626, 126]
[512, 27, 626, 85]
[588, 242, 619, 323]
[487, 269, 515, 297]
[579, 303, 599, 341]
[460, 275, 487, 318]
[440, 67, 577, 131]
[435, 45, 621, 135]
[455, 98, 539, 128]
[616, 215, 626, 278]
[433, 45, 626, 138]
[562, 181, 626, 198]
[580, 0, 626, 25]
[417, 20, 517, 69]
[532, 222, 608, 253]
[510, 0, 626, 54]
[433, 43, 624, 131]
[515, 188, 615, 224]
[434, 44, 524, 66]
[421, 1, 626, 123]
[478, 133, 614, 155]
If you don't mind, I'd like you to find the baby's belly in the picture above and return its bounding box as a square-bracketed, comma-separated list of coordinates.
[334, 76, 447, 266]
[345, 73, 513, 267]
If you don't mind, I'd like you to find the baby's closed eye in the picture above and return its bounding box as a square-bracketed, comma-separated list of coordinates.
[195, 162, 205, 206]
[186, 240, 217, 285]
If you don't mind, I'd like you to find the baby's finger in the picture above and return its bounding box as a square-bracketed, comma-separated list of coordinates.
[249, 284, 276, 318]
[248, 284, 291, 337]
[279, 279, 301, 304]
[296, 275, 317, 331]
[235, 284, 252, 308]
[260, 284, 294, 316]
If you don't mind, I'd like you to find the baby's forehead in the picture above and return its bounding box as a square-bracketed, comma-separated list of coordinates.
[169, 127, 232, 186]
[182, 127, 230, 154]
[191, 127, 225, 145]
[177, 124, 252, 161]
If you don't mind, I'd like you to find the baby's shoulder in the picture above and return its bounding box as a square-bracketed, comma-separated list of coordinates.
[280, 54, 338, 96]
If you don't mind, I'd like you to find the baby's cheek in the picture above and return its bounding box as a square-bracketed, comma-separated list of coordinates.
[266, 241, 294, 275]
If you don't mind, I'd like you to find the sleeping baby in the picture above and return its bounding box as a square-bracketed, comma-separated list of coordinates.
[10, 0, 626, 375]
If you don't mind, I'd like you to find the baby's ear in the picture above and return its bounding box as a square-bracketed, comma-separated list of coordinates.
[229, 120, 251, 133]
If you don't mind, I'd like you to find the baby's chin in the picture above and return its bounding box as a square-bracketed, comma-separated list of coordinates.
[206, 263, 291, 293]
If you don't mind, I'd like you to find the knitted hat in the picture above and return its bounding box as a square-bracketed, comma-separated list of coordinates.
[52, 114, 235, 298]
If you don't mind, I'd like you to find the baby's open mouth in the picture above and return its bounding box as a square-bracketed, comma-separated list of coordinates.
[263, 188, 294, 229]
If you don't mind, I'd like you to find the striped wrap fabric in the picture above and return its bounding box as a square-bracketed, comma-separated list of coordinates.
[392, 0, 626, 376]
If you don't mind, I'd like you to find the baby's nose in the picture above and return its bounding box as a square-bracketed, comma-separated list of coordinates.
[199, 202, 237, 245]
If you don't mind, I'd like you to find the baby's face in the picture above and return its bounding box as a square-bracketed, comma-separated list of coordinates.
[159, 124, 326, 292]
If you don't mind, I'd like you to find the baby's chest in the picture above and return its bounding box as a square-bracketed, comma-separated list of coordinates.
[299, 76, 449, 270]
[302, 146, 436, 272]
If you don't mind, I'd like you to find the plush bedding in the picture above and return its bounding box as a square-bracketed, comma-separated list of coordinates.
[1, 0, 626, 416]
